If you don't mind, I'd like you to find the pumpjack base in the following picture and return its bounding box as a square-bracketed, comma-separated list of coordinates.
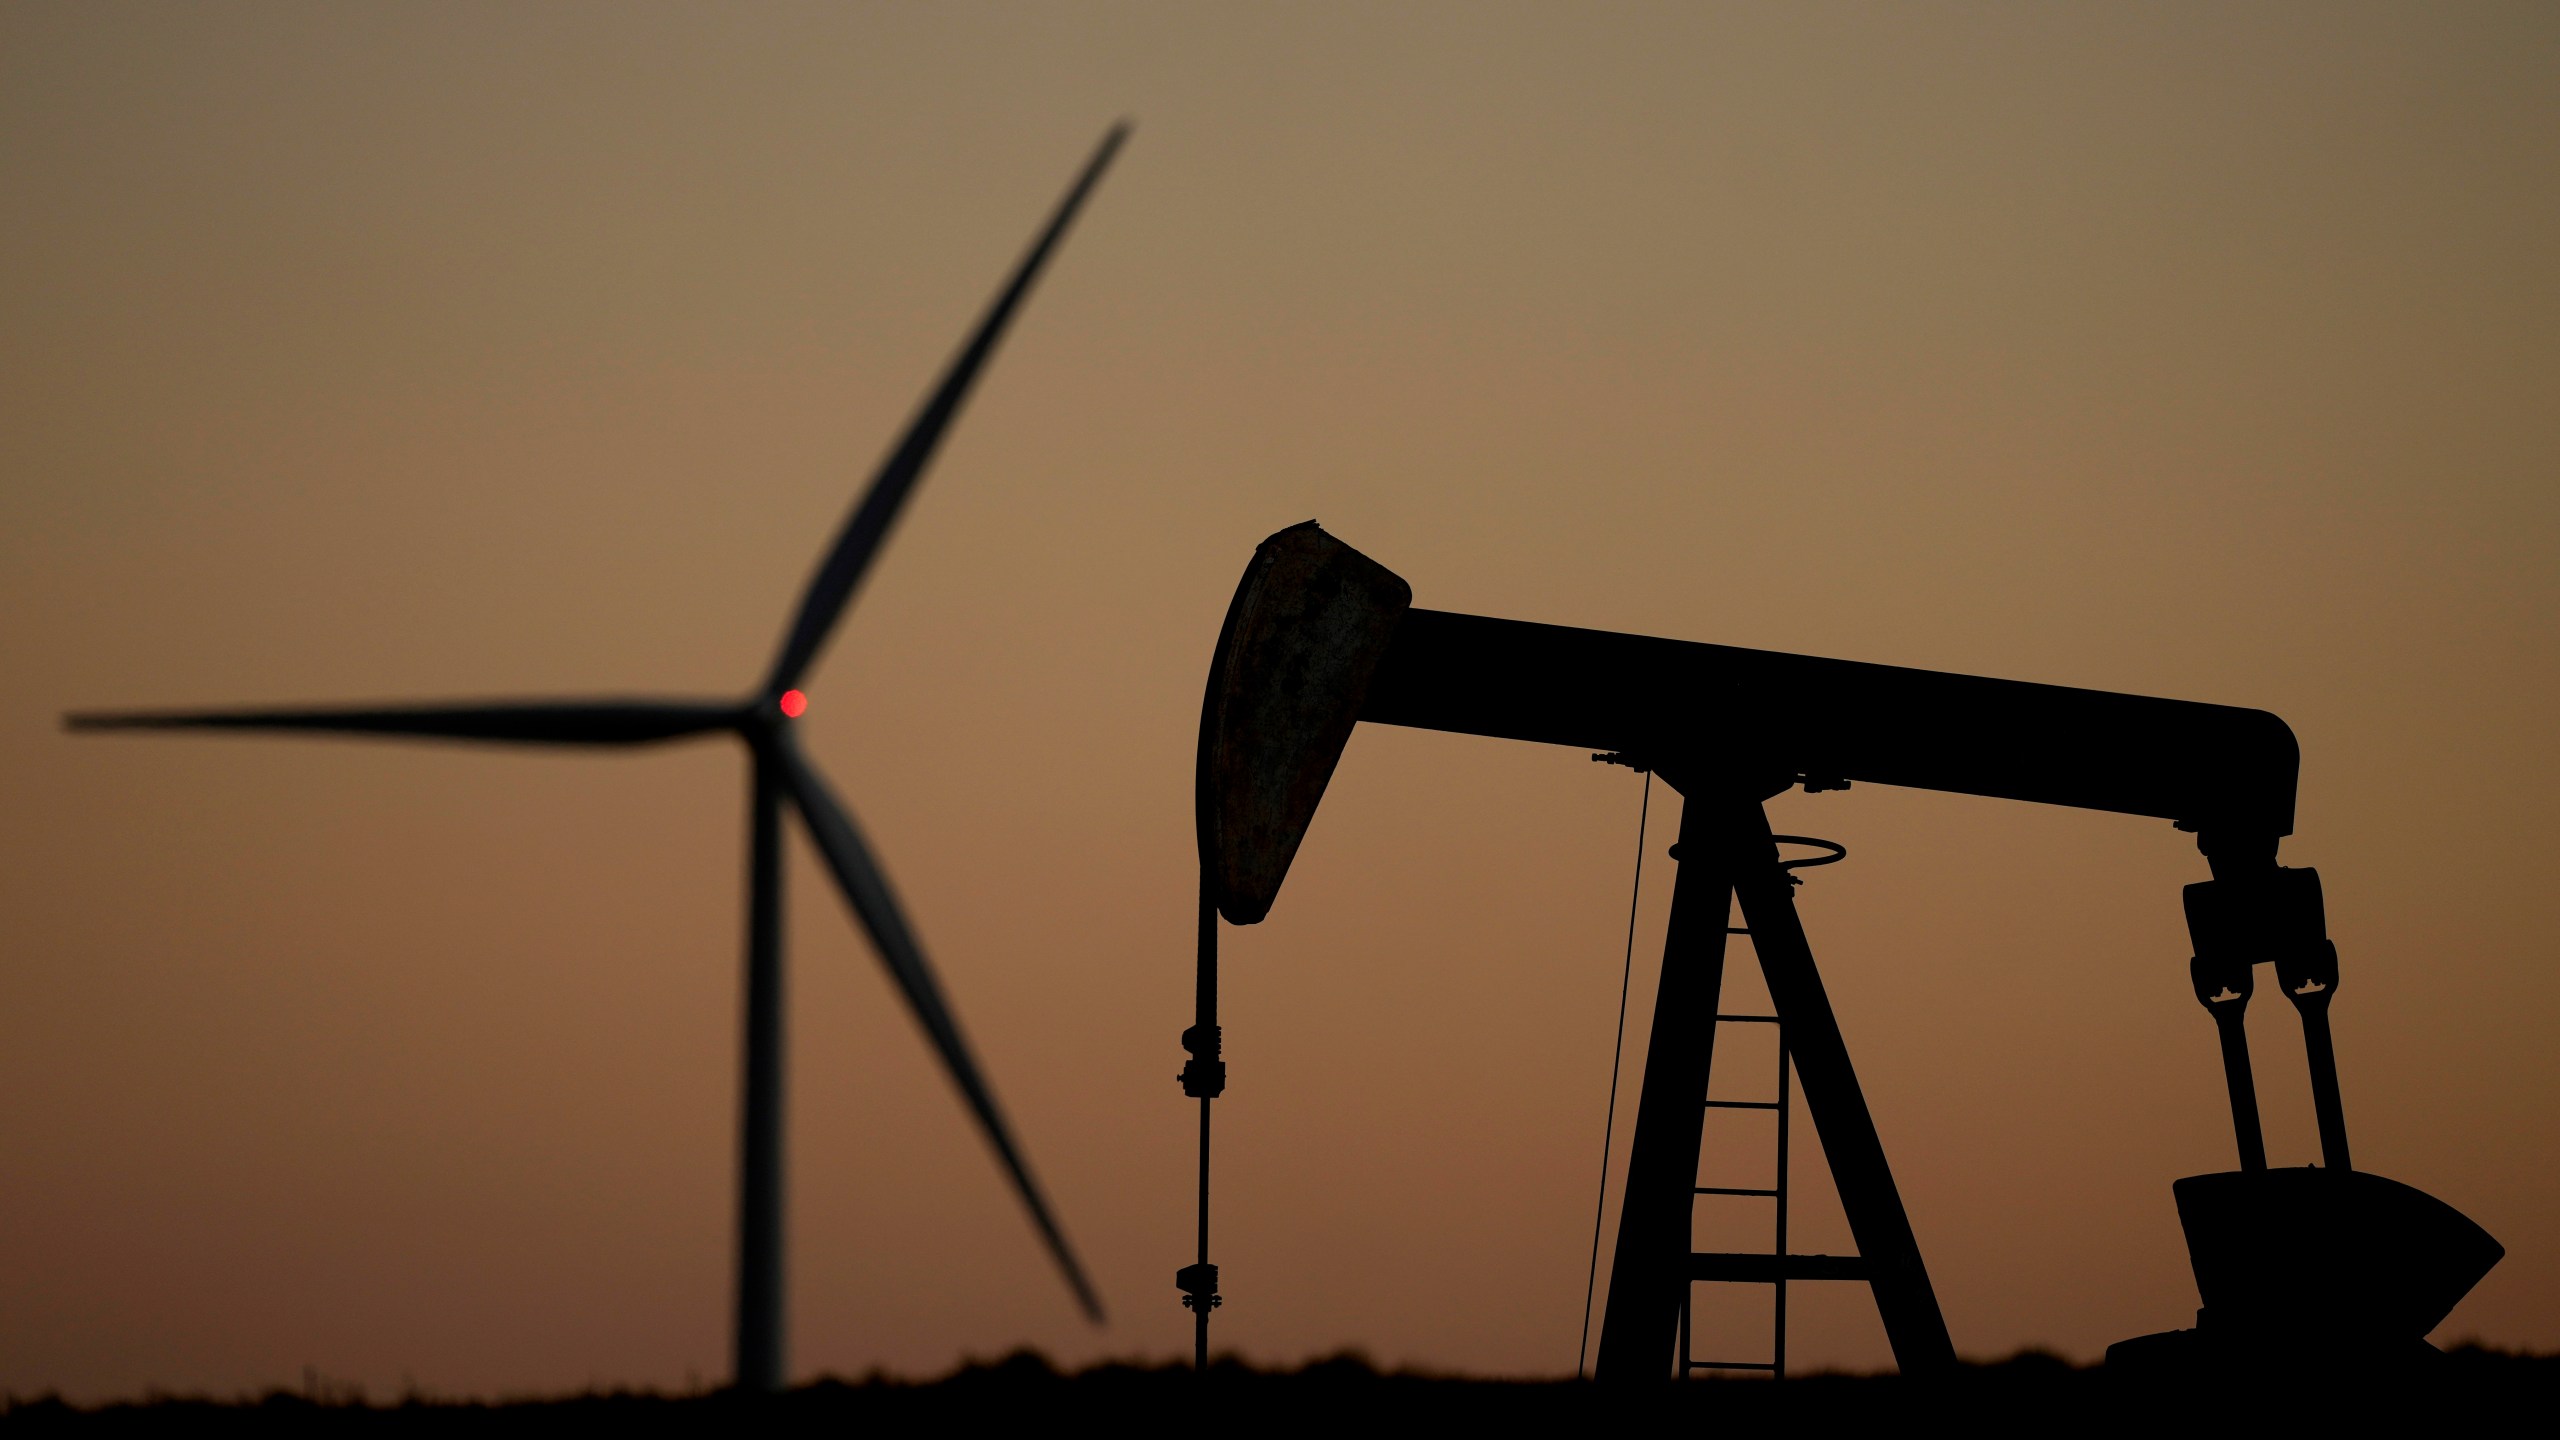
[2105, 1325, 2448, 1374]
[2106, 1168, 2501, 1372]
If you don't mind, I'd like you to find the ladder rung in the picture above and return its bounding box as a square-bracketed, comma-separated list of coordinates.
[1703, 1099, 1781, 1110]
[1724, 927, 1751, 935]
[1694, 1186, 1779, 1197]
[1690, 1252, 1871, 1284]
[1687, 1360, 1779, 1372]
[1713, 1014, 1780, 1024]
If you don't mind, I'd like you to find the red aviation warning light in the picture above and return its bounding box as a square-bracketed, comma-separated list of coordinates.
[778, 690, 808, 719]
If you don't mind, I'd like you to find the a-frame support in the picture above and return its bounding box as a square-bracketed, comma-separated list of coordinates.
[1594, 781, 1956, 1380]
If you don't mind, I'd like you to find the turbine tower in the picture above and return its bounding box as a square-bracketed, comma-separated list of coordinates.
[66, 124, 1127, 1393]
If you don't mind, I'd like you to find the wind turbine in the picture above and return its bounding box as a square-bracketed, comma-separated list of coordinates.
[65, 124, 1126, 1393]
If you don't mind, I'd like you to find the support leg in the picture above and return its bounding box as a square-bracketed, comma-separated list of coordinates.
[734, 753, 786, 1393]
[1594, 798, 1739, 1381]
[1724, 798, 1957, 1375]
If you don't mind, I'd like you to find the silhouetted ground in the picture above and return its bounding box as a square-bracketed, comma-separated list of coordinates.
[5, 1348, 2551, 1434]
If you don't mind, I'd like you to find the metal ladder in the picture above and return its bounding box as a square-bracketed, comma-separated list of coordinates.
[1677, 894, 1874, 1378]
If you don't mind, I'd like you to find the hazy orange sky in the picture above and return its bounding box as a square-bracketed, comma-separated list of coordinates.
[3, 1, 2554, 1400]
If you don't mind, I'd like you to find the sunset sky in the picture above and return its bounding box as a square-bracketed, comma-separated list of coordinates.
[3, 1, 2554, 1399]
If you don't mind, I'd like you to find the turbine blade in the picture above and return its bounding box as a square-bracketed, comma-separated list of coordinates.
[772, 733, 1106, 1323]
[762, 123, 1130, 697]
[63, 698, 742, 746]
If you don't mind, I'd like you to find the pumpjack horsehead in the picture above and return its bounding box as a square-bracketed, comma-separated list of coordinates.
[1176, 521, 2499, 1377]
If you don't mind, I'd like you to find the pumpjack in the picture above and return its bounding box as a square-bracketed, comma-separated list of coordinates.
[1176, 522, 2500, 1378]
